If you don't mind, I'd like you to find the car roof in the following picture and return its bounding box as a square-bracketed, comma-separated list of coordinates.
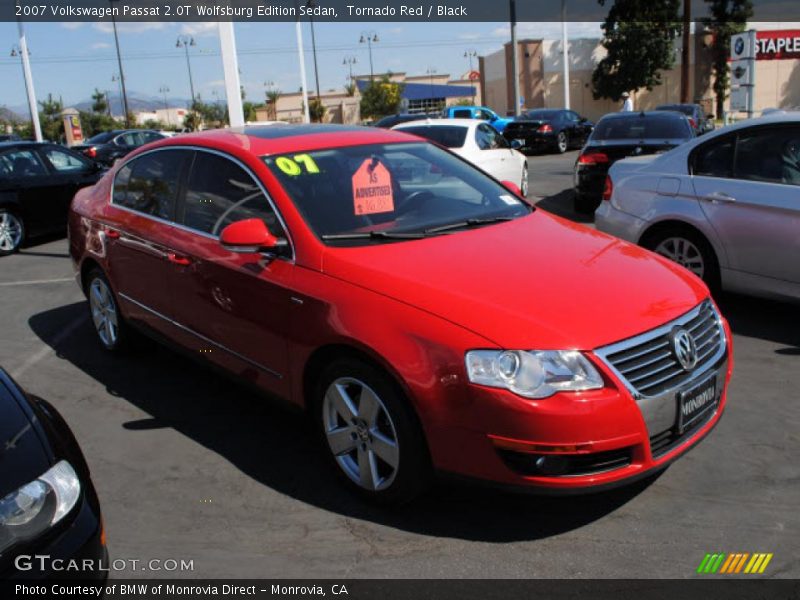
[394, 118, 476, 128]
[0, 140, 51, 149]
[598, 110, 688, 121]
[150, 124, 422, 156]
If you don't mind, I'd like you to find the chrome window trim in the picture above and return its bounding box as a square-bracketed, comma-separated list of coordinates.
[110, 145, 296, 262]
[118, 292, 283, 380]
[593, 300, 727, 401]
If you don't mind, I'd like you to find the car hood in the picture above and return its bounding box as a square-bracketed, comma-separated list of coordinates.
[321, 211, 708, 350]
[0, 380, 50, 498]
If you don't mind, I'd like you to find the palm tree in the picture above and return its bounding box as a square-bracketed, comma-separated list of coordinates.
[266, 89, 281, 120]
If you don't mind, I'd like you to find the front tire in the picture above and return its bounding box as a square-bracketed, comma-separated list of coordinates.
[86, 269, 130, 352]
[642, 226, 721, 292]
[315, 358, 431, 505]
[555, 132, 568, 154]
[0, 209, 25, 256]
[520, 164, 529, 197]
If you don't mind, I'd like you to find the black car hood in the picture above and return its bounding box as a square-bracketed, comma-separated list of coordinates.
[0, 378, 50, 498]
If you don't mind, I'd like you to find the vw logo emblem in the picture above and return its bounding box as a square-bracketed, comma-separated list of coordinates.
[735, 37, 745, 56]
[671, 328, 698, 371]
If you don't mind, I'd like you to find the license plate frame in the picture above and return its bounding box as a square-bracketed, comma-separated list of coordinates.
[676, 374, 718, 434]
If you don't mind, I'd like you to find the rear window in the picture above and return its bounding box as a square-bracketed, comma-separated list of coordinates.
[399, 126, 468, 148]
[591, 116, 691, 141]
[657, 105, 695, 116]
[452, 109, 473, 119]
[87, 132, 115, 144]
[520, 110, 558, 121]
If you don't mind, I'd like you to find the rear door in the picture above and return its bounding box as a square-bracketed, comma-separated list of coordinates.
[0, 147, 64, 236]
[105, 148, 191, 333]
[37, 145, 99, 231]
[166, 149, 294, 397]
[692, 124, 800, 283]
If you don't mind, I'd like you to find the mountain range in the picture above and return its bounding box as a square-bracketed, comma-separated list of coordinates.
[4, 91, 192, 121]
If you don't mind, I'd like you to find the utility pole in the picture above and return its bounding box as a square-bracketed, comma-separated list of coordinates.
[510, 0, 520, 116]
[112, 74, 124, 117]
[562, 0, 570, 110]
[176, 35, 196, 106]
[464, 49, 477, 103]
[11, 39, 41, 141]
[159, 85, 170, 125]
[343, 56, 357, 86]
[109, 0, 130, 128]
[218, 22, 244, 127]
[680, 0, 691, 103]
[360, 31, 379, 81]
[295, 0, 310, 123]
[426, 67, 437, 110]
[307, 0, 321, 105]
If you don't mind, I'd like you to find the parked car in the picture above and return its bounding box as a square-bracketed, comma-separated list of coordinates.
[0, 141, 103, 256]
[72, 129, 168, 166]
[69, 124, 732, 503]
[441, 105, 512, 133]
[393, 118, 528, 196]
[574, 111, 695, 214]
[0, 367, 106, 579]
[503, 108, 594, 154]
[655, 103, 715, 136]
[596, 114, 800, 301]
[373, 113, 438, 129]
[0, 134, 22, 142]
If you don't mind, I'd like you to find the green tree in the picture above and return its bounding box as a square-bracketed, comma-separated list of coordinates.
[243, 101, 259, 122]
[79, 110, 119, 138]
[359, 75, 405, 119]
[38, 94, 64, 142]
[704, 0, 753, 118]
[183, 111, 202, 132]
[591, 0, 682, 101]
[344, 83, 357, 97]
[265, 89, 281, 120]
[308, 98, 327, 123]
[91, 88, 108, 114]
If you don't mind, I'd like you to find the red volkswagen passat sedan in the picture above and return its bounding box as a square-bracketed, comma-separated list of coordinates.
[68, 125, 733, 503]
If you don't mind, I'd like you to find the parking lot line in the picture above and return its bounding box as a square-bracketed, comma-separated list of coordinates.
[0, 277, 75, 286]
[10, 313, 88, 379]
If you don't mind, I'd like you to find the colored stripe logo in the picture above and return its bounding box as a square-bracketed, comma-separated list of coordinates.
[697, 553, 773, 574]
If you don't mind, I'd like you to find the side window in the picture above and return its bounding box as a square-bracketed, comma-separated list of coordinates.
[735, 127, 800, 186]
[181, 152, 283, 238]
[476, 124, 502, 149]
[452, 109, 472, 119]
[566, 111, 580, 122]
[478, 109, 494, 121]
[693, 136, 734, 178]
[0, 149, 48, 179]
[42, 147, 91, 173]
[143, 132, 163, 143]
[112, 150, 187, 219]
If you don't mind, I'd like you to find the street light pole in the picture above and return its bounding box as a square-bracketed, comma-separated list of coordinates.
[111, 74, 124, 118]
[562, 0, 570, 110]
[463, 49, 477, 104]
[426, 67, 437, 110]
[680, 0, 691, 103]
[109, 0, 130, 127]
[343, 56, 357, 86]
[359, 31, 379, 81]
[159, 85, 170, 125]
[306, 0, 321, 105]
[12, 21, 42, 141]
[510, 0, 521, 116]
[176, 35, 196, 107]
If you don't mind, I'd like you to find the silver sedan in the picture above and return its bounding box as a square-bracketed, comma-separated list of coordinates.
[595, 113, 800, 301]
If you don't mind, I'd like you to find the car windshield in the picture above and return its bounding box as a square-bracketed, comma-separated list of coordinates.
[86, 131, 115, 144]
[591, 116, 690, 141]
[262, 142, 530, 245]
[398, 126, 468, 148]
[520, 110, 558, 121]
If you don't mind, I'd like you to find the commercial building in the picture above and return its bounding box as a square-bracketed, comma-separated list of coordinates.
[479, 27, 800, 121]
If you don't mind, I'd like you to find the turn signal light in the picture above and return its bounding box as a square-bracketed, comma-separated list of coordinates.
[537, 124, 553, 133]
[577, 151, 609, 165]
[688, 117, 696, 129]
[602, 175, 613, 201]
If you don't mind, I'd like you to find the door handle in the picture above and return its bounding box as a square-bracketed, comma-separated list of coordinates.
[705, 191, 736, 204]
[167, 252, 192, 266]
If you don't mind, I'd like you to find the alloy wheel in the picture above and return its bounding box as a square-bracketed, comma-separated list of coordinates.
[89, 278, 119, 348]
[557, 132, 567, 153]
[322, 377, 400, 491]
[654, 237, 705, 278]
[520, 165, 529, 197]
[0, 211, 23, 253]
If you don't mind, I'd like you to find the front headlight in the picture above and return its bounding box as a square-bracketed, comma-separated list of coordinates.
[465, 350, 603, 398]
[0, 461, 81, 553]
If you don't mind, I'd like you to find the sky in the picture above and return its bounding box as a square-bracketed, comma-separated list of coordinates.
[0, 20, 605, 112]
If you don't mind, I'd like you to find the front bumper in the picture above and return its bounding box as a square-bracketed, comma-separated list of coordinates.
[594, 201, 647, 243]
[425, 316, 733, 493]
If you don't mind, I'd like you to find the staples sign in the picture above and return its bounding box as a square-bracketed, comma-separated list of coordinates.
[756, 30, 800, 60]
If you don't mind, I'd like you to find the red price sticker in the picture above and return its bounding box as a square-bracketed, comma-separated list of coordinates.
[352, 158, 394, 216]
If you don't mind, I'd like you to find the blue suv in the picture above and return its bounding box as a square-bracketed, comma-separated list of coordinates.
[442, 106, 512, 133]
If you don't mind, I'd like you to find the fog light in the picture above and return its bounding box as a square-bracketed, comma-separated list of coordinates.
[534, 455, 569, 476]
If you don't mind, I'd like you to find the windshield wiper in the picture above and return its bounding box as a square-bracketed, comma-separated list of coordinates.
[424, 216, 516, 234]
[321, 231, 432, 241]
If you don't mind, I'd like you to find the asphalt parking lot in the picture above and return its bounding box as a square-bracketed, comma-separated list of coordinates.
[0, 150, 798, 579]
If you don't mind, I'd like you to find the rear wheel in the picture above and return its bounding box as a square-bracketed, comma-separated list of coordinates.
[315, 357, 430, 505]
[555, 132, 568, 153]
[0, 209, 24, 256]
[86, 269, 130, 352]
[520, 164, 529, 197]
[642, 226, 720, 292]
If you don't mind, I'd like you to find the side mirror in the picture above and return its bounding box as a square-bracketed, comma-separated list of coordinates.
[510, 139, 523, 150]
[220, 218, 287, 255]
[501, 180, 523, 196]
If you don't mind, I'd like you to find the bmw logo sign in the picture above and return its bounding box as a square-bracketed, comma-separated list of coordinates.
[735, 37, 745, 56]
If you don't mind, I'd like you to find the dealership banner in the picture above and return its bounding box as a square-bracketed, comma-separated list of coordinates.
[4, 579, 800, 600]
[5, 0, 800, 22]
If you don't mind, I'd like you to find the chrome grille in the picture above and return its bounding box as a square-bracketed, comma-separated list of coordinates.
[595, 300, 726, 398]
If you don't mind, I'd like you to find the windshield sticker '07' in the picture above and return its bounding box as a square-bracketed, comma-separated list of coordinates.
[275, 153, 320, 176]
[352, 158, 394, 215]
